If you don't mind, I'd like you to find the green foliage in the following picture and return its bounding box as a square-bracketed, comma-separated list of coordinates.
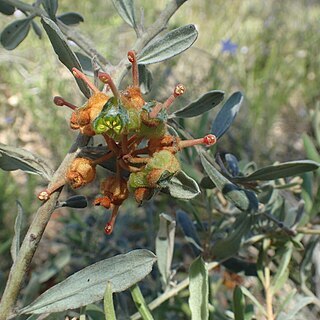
[40, 16, 91, 98]
[0, 143, 53, 181]
[0, 17, 32, 50]
[19, 250, 156, 315]
[171, 90, 225, 118]
[138, 24, 198, 64]
[0, 0, 320, 319]
[189, 256, 209, 320]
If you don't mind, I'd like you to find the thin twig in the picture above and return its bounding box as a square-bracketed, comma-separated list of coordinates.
[264, 265, 274, 320]
[296, 228, 320, 235]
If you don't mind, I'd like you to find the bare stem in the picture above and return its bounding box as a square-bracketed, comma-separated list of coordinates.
[264, 266, 274, 320]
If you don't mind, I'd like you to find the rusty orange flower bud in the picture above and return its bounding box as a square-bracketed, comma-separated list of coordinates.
[148, 135, 180, 154]
[134, 187, 154, 205]
[99, 176, 129, 206]
[66, 158, 96, 189]
[93, 196, 112, 209]
[121, 87, 145, 110]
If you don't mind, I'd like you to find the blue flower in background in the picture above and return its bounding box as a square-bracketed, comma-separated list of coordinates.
[221, 38, 238, 54]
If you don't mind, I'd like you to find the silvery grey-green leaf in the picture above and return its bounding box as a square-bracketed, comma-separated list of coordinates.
[10, 201, 25, 263]
[41, 16, 90, 98]
[163, 170, 200, 199]
[200, 152, 258, 212]
[57, 12, 84, 25]
[234, 160, 320, 182]
[138, 24, 198, 65]
[0, 17, 32, 50]
[156, 213, 176, 288]
[189, 257, 209, 320]
[0, 143, 53, 181]
[41, 0, 58, 20]
[0, 1, 15, 15]
[19, 250, 156, 315]
[112, 0, 136, 28]
[171, 90, 224, 118]
[211, 91, 243, 139]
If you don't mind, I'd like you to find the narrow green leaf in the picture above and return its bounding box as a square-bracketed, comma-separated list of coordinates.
[200, 152, 258, 212]
[75, 51, 93, 74]
[41, 0, 58, 20]
[271, 243, 293, 294]
[0, 17, 31, 50]
[41, 16, 91, 98]
[112, 0, 136, 28]
[86, 304, 106, 320]
[155, 213, 176, 287]
[241, 287, 266, 316]
[104, 282, 116, 320]
[211, 213, 253, 260]
[313, 104, 320, 145]
[10, 201, 25, 263]
[189, 256, 209, 320]
[300, 238, 319, 289]
[276, 290, 297, 319]
[19, 249, 156, 314]
[277, 296, 317, 320]
[177, 210, 203, 255]
[130, 284, 154, 320]
[0, 1, 15, 15]
[303, 133, 320, 163]
[0, 143, 53, 181]
[138, 24, 198, 65]
[31, 21, 42, 39]
[235, 160, 320, 182]
[171, 90, 224, 118]
[233, 286, 245, 320]
[38, 249, 71, 283]
[57, 12, 84, 25]
[211, 91, 243, 139]
[138, 64, 153, 94]
[163, 170, 200, 199]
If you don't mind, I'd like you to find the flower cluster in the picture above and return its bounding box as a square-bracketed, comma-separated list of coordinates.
[38, 51, 217, 234]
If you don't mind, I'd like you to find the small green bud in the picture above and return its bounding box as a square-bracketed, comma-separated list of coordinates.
[128, 171, 149, 189]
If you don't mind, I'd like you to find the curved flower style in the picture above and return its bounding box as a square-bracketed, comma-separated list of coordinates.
[39, 51, 217, 234]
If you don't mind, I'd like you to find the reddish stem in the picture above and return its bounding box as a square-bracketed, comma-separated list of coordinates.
[98, 72, 120, 99]
[38, 179, 66, 201]
[91, 151, 115, 165]
[104, 205, 120, 235]
[103, 134, 121, 156]
[53, 96, 78, 110]
[178, 134, 217, 149]
[72, 68, 99, 93]
[149, 84, 185, 118]
[128, 50, 139, 87]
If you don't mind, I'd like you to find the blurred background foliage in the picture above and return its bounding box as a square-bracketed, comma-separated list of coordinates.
[1, 0, 320, 319]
